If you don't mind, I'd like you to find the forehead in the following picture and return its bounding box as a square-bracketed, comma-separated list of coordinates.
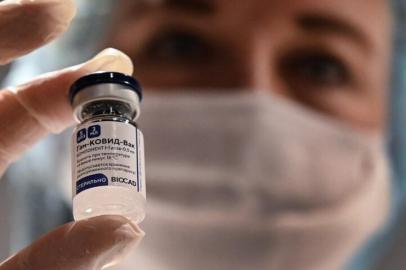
[260, 0, 391, 32]
[120, 0, 390, 19]
[116, 0, 391, 52]
[117, 0, 391, 34]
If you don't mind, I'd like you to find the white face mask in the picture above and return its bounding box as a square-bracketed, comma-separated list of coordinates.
[114, 92, 390, 270]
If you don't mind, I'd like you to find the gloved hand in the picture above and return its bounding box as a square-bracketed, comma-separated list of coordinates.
[0, 0, 144, 269]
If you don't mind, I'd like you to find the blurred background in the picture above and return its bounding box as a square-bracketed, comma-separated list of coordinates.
[0, 0, 406, 269]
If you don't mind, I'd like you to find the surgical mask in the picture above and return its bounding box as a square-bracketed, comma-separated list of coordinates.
[112, 92, 390, 270]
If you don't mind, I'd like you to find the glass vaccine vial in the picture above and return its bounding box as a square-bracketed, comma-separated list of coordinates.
[69, 72, 146, 223]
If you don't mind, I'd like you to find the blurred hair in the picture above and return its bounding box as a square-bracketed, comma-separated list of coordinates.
[347, 1, 406, 269]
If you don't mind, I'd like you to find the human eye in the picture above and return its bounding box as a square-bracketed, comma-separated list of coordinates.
[278, 49, 353, 92]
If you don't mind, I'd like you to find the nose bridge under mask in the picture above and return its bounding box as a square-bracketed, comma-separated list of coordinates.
[139, 93, 259, 214]
[140, 93, 256, 172]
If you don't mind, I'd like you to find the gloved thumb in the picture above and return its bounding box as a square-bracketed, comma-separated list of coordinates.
[0, 215, 144, 270]
[0, 47, 133, 176]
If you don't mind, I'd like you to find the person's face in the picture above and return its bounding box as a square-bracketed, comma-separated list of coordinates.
[106, 0, 392, 132]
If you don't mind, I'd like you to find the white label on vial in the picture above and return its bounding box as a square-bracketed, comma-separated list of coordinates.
[72, 121, 145, 198]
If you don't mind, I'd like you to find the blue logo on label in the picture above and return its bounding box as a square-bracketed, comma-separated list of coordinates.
[88, 125, 101, 138]
[76, 173, 108, 194]
[77, 128, 86, 143]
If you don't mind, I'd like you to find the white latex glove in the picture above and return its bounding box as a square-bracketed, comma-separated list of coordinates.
[0, 1, 144, 269]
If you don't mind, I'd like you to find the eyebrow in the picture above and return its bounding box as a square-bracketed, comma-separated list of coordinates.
[296, 14, 372, 52]
[161, 0, 215, 15]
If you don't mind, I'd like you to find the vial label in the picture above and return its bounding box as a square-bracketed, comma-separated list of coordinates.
[72, 121, 146, 198]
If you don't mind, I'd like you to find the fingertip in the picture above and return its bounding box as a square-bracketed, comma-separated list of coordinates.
[0, 0, 78, 64]
[61, 215, 145, 269]
[0, 215, 144, 270]
[0, 0, 77, 22]
[79, 215, 145, 238]
[75, 48, 134, 75]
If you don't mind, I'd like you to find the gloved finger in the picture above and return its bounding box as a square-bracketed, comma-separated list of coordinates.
[0, 215, 145, 270]
[0, 0, 76, 65]
[0, 48, 133, 175]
